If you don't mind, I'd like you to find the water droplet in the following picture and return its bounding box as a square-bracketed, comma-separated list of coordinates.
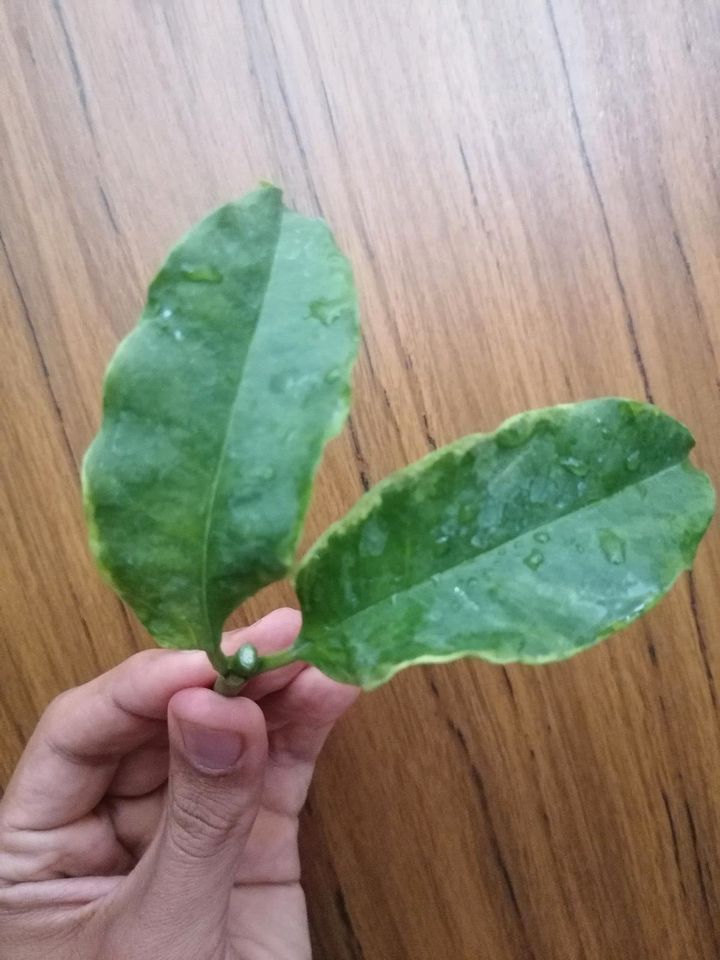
[560, 456, 588, 477]
[470, 532, 485, 548]
[430, 573, 442, 585]
[459, 502, 477, 524]
[435, 533, 451, 556]
[533, 531, 550, 543]
[161, 307, 173, 319]
[598, 529, 626, 564]
[309, 299, 340, 325]
[360, 519, 387, 557]
[325, 368, 342, 384]
[173, 329, 184, 341]
[181, 264, 222, 283]
[625, 450, 641, 472]
[523, 550, 544, 571]
[495, 417, 534, 449]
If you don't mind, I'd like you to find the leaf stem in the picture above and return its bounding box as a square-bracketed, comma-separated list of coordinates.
[256, 645, 299, 673]
[209, 643, 301, 697]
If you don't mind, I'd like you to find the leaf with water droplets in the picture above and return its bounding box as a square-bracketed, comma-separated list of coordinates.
[293, 399, 715, 688]
[83, 185, 359, 657]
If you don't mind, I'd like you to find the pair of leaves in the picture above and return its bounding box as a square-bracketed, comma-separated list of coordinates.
[83, 186, 715, 688]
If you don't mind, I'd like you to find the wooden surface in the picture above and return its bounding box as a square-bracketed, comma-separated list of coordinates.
[2, 1, 719, 956]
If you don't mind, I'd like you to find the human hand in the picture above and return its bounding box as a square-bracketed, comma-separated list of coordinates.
[0, 608, 358, 960]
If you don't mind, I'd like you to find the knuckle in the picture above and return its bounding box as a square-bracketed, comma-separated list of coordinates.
[42, 688, 74, 724]
[168, 789, 234, 860]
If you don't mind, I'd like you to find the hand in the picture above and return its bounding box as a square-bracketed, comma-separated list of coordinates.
[0, 609, 358, 960]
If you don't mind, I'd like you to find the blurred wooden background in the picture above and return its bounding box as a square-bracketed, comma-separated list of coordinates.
[2, 1, 719, 957]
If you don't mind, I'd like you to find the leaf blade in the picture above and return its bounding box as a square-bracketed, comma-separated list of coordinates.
[294, 399, 715, 688]
[83, 185, 359, 653]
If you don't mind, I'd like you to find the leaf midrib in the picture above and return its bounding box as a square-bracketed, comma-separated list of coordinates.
[302, 455, 687, 632]
[199, 212, 284, 642]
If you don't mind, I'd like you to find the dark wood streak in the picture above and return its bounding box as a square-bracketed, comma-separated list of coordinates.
[334, 886, 366, 960]
[456, 136, 504, 278]
[348, 417, 371, 491]
[347, 186, 440, 458]
[0, 229, 78, 472]
[660, 188, 720, 395]
[66, 582, 103, 675]
[319, 76, 341, 151]
[501, 667, 517, 704]
[646, 640, 658, 667]
[687, 572, 717, 711]
[97, 181, 121, 236]
[115, 600, 145, 654]
[50, 0, 96, 141]
[457, 136, 480, 210]
[543, 0, 654, 405]
[683, 799, 718, 941]
[444, 715, 537, 959]
[660, 789, 687, 898]
[256, 0, 323, 215]
[421, 412, 438, 450]
[377, 384, 410, 450]
[643, 622, 658, 668]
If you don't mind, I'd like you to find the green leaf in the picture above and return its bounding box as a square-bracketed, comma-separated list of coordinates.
[83, 185, 359, 659]
[293, 399, 715, 688]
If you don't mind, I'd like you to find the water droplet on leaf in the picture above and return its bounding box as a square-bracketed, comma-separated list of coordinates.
[173, 329, 184, 341]
[625, 450, 641, 472]
[496, 418, 534, 449]
[560, 456, 588, 477]
[181, 264, 222, 283]
[309, 299, 340, 325]
[598, 529, 626, 564]
[533, 531, 550, 543]
[459, 502, 477, 524]
[523, 550, 544, 571]
[360, 519, 388, 557]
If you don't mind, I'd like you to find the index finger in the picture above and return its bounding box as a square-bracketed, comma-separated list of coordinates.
[0, 648, 214, 831]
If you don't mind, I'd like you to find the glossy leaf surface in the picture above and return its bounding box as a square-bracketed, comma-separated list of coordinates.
[294, 399, 715, 688]
[83, 185, 359, 654]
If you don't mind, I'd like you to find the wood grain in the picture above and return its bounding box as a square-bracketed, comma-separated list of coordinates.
[2, 1, 719, 956]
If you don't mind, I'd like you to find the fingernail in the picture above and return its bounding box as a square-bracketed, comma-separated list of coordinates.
[179, 721, 244, 771]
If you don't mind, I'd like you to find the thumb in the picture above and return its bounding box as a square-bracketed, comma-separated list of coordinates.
[124, 687, 267, 950]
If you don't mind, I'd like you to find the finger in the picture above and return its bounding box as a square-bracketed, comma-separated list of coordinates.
[108, 733, 169, 797]
[260, 668, 359, 814]
[0, 650, 215, 831]
[105, 788, 166, 860]
[0, 806, 134, 883]
[222, 606, 306, 699]
[119, 688, 267, 950]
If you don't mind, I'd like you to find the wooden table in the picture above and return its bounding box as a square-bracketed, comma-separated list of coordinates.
[2, 3, 719, 957]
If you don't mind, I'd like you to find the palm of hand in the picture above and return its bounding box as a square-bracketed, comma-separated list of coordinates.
[0, 610, 357, 960]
